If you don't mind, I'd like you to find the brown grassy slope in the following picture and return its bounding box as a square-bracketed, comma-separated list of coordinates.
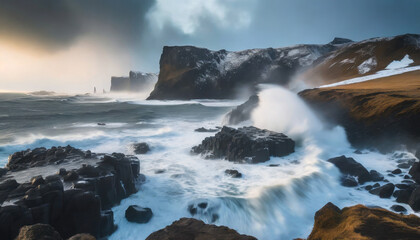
[299, 70, 420, 150]
[301, 34, 420, 86]
[307, 202, 420, 240]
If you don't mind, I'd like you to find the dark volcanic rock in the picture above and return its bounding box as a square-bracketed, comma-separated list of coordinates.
[306, 202, 420, 240]
[7, 146, 87, 171]
[327, 156, 371, 184]
[225, 169, 242, 178]
[391, 168, 402, 174]
[369, 183, 395, 198]
[409, 186, 420, 212]
[15, 223, 62, 240]
[409, 162, 420, 183]
[192, 126, 295, 163]
[369, 170, 384, 182]
[391, 204, 407, 213]
[125, 205, 153, 223]
[145, 218, 257, 240]
[0, 146, 141, 240]
[194, 127, 219, 133]
[224, 95, 259, 125]
[147, 44, 339, 100]
[132, 142, 150, 154]
[340, 175, 358, 187]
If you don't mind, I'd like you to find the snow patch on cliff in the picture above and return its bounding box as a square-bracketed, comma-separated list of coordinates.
[358, 57, 377, 74]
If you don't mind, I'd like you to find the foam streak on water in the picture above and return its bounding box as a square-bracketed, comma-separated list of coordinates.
[0, 90, 418, 240]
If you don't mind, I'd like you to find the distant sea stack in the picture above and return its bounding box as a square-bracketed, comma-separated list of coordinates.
[147, 41, 348, 100]
[110, 71, 157, 92]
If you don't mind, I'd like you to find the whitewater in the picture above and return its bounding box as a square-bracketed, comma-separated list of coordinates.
[0, 87, 418, 239]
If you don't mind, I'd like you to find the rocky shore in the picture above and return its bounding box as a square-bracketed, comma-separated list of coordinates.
[0, 146, 141, 240]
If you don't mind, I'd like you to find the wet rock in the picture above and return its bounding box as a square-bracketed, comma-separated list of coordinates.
[77, 165, 100, 178]
[223, 95, 259, 125]
[0, 179, 19, 191]
[15, 223, 62, 240]
[31, 175, 45, 186]
[409, 162, 420, 183]
[195, 127, 219, 133]
[56, 191, 101, 238]
[391, 205, 407, 213]
[369, 170, 384, 182]
[125, 205, 153, 223]
[0, 167, 7, 177]
[0, 205, 33, 240]
[369, 183, 395, 198]
[132, 142, 150, 154]
[327, 156, 371, 184]
[409, 186, 420, 212]
[63, 171, 79, 182]
[391, 168, 402, 174]
[188, 204, 197, 216]
[225, 169, 242, 178]
[198, 202, 208, 209]
[396, 184, 411, 189]
[340, 175, 358, 187]
[192, 126, 295, 163]
[58, 168, 67, 176]
[154, 169, 165, 174]
[306, 202, 420, 240]
[365, 185, 373, 191]
[145, 218, 257, 240]
[395, 188, 414, 204]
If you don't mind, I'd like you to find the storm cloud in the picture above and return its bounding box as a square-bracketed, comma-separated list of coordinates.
[0, 0, 419, 92]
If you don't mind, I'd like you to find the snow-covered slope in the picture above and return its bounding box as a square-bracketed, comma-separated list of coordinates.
[148, 42, 346, 100]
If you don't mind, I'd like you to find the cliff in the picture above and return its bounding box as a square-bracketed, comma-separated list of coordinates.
[301, 34, 420, 87]
[306, 202, 420, 240]
[110, 71, 157, 92]
[147, 42, 344, 100]
[299, 70, 420, 151]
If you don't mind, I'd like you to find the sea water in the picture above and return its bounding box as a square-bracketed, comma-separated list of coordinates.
[0, 88, 418, 239]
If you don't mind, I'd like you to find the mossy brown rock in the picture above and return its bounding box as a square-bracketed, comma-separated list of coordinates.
[307, 202, 420, 240]
[299, 70, 420, 151]
[145, 218, 256, 240]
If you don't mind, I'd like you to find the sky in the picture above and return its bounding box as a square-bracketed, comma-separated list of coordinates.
[0, 0, 419, 93]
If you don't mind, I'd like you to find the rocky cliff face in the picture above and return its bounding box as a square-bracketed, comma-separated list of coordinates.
[299, 70, 420, 151]
[301, 34, 420, 87]
[111, 71, 157, 92]
[147, 42, 344, 100]
[306, 202, 420, 240]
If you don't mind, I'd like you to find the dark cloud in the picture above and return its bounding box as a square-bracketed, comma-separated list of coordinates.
[0, 0, 419, 72]
[0, 0, 154, 51]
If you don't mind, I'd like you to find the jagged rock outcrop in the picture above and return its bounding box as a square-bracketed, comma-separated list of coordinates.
[145, 218, 257, 240]
[192, 126, 295, 163]
[327, 156, 371, 184]
[224, 95, 259, 125]
[111, 71, 157, 92]
[0, 146, 140, 240]
[147, 42, 343, 100]
[299, 70, 420, 151]
[306, 202, 420, 240]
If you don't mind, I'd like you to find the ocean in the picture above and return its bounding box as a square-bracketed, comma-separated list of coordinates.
[0, 88, 417, 239]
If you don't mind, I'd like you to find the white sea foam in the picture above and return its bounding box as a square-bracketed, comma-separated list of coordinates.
[1, 89, 418, 240]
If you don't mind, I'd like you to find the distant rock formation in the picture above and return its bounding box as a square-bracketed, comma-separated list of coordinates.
[146, 218, 257, 240]
[306, 202, 420, 240]
[110, 71, 157, 92]
[147, 42, 344, 100]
